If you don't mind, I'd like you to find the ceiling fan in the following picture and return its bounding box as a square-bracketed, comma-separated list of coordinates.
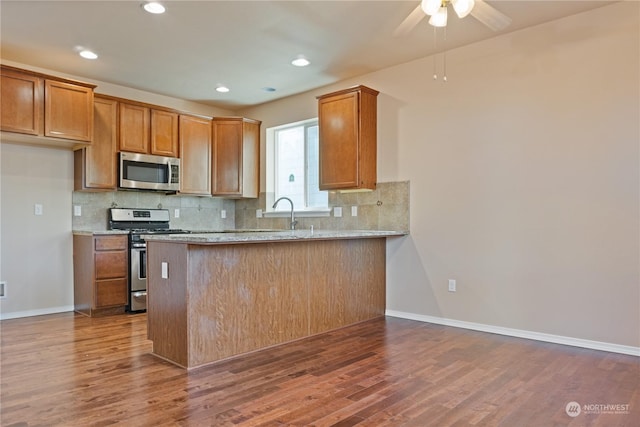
[394, 0, 512, 36]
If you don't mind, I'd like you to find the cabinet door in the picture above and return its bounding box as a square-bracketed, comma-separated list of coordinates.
[0, 69, 43, 135]
[119, 103, 150, 153]
[45, 80, 94, 142]
[75, 97, 118, 190]
[179, 115, 211, 195]
[95, 251, 128, 279]
[95, 278, 128, 308]
[151, 109, 179, 157]
[212, 119, 243, 196]
[318, 91, 359, 190]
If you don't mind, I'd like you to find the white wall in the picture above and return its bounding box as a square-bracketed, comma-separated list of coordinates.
[0, 144, 74, 317]
[239, 2, 640, 348]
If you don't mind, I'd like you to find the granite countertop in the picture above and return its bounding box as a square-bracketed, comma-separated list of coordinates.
[143, 229, 408, 244]
[72, 229, 130, 236]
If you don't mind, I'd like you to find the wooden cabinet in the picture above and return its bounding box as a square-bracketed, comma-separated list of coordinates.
[317, 85, 379, 191]
[179, 114, 212, 195]
[74, 96, 118, 190]
[0, 67, 42, 135]
[73, 234, 128, 317]
[151, 109, 179, 157]
[1, 65, 95, 145]
[119, 102, 178, 157]
[211, 117, 260, 198]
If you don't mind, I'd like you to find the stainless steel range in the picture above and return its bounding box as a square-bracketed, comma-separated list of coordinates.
[108, 208, 189, 312]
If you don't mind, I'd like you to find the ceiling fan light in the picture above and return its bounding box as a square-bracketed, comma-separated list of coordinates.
[421, 0, 442, 16]
[452, 0, 475, 18]
[428, 6, 448, 27]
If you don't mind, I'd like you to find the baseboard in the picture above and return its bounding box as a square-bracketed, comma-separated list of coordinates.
[0, 305, 74, 320]
[385, 310, 640, 357]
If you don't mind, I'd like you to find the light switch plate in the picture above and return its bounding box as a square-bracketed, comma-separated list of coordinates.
[34, 204, 43, 216]
[73, 205, 82, 217]
[334, 207, 342, 217]
[161, 262, 168, 279]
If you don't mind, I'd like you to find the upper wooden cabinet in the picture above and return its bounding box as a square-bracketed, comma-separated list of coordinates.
[179, 114, 212, 195]
[119, 102, 178, 157]
[151, 109, 179, 157]
[212, 117, 261, 198]
[75, 96, 118, 191]
[317, 85, 379, 191]
[1, 65, 95, 145]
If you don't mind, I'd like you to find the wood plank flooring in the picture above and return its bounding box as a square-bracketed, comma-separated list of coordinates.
[1, 312, 638, 426]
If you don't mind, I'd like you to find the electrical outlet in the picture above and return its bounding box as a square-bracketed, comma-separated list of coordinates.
[448, 279, 456, 292]
[174, 208, 180, 218]
[0, 281, 6, 298]
[34, 204, 43, 216]
[333, 207, 342, 217]
[73, 205, 82, 216]
[256, 209, 263, 218]
[221, 210, 227, 219]
[351, 206, 358, 217]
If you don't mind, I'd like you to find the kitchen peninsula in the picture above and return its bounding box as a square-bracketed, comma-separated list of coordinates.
[145, 230, 405, 369]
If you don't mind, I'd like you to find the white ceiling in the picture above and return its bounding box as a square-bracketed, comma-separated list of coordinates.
[0, 1, 615, 110]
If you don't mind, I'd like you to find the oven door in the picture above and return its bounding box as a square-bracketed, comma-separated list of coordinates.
[129, 245, 147, 312]
[130, 246, 147, 292]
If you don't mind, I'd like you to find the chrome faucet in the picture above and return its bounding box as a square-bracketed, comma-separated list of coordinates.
[272, 196, 297, 230]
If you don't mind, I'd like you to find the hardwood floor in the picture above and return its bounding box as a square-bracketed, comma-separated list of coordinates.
[1, 313, 638, 426]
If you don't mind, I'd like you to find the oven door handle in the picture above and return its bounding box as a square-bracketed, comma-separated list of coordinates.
[133, 291, 147, 298]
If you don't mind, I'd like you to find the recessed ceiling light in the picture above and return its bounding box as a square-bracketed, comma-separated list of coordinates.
[216, 85, 230, 93]
[79, 50, 98, 60]
[143, 2, 166, 14]
[291, 56, 310, 67]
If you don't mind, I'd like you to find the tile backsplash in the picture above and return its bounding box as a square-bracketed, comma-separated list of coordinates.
[235, 181, 409, 232]
[72, 191, 235, 231]
[72, 181, 409, 232]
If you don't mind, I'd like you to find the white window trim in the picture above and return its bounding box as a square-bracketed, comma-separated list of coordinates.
[265, 118, 329, 217]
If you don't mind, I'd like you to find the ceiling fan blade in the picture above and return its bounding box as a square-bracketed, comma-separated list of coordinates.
[470, 0, 512, 31]
[393, 4, 426, 37]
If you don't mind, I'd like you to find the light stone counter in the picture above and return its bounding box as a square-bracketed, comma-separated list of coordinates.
[72, 230, 130, 236]
[143, 229, 407, 244]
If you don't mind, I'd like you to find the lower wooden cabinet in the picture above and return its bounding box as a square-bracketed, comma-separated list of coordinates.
[73, 233, 128, 317]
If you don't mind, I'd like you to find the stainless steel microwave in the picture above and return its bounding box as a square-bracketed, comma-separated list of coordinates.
[119, 152, 180, 192]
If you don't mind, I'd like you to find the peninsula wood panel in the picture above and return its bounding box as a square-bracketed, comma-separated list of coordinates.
[146, 238, 386, 368]
[308, 239, 386, 333]
[147, 242, 189, 367]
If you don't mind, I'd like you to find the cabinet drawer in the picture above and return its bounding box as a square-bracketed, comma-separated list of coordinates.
[95, 235, 127, 251]
[95, 251, 127, 279]
[95, 278, 127, 308]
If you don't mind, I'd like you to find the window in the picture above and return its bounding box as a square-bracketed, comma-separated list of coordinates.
[266, 118, 328, 213]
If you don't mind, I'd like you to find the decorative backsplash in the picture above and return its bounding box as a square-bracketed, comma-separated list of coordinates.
[235, 181, 410, 232]
[72, 181, 409, 232]
[72, 191, 235, 231]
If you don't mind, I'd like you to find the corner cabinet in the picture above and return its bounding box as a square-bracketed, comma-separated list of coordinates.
[317, 85, 379, 191]
[211, 117, 261, 198]
[0, 65, 95, 147]
[179, 114, 212, 195]
[74, 96, 118, 191]
[73, 233, 128, 317]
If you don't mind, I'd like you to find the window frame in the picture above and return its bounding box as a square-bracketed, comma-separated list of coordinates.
[265, 118, 330, 216]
